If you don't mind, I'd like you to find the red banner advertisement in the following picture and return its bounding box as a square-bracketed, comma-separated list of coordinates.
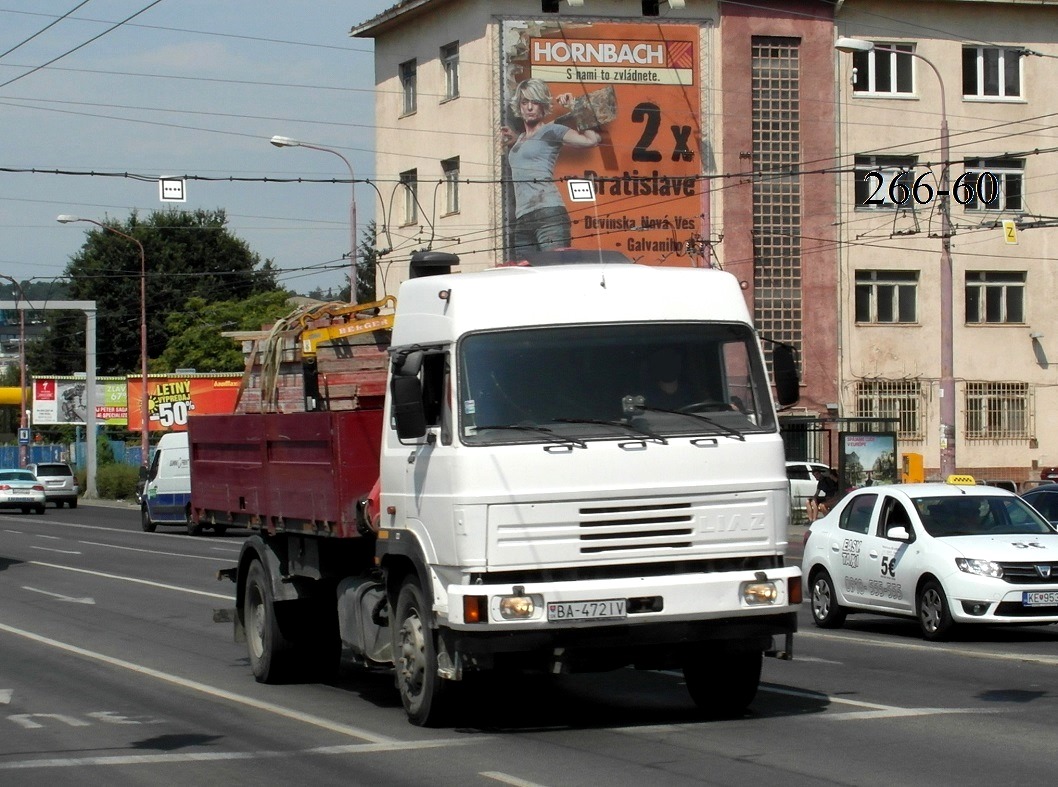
[126, 374, 242, 432]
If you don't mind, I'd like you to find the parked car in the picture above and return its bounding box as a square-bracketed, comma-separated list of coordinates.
[787, 460, 829, 507]
[25, 462, 79, 508]
[0, 469, 46, 514]
[1021, 483, 1058, 528]
[802, 477, 1058, 640]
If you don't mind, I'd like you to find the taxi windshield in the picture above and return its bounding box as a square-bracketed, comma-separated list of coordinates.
[912, 495, 1056, 537]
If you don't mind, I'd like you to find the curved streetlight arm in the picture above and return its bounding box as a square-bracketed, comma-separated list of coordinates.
[57, 214, 151, 470]
[269, 136, 358, 302]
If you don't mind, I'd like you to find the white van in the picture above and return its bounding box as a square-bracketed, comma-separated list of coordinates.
[141, 433, 223, 536]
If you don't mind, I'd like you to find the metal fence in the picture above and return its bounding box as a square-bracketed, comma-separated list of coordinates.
[0, 441, 145, 470]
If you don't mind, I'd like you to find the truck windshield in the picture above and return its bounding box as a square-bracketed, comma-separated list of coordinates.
[458, 322, 777, 446]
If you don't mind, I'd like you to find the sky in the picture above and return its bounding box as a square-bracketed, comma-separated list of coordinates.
[1, 0, 396, 298]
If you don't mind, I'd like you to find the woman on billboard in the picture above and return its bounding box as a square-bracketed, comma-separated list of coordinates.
[500, 79, 602, 258]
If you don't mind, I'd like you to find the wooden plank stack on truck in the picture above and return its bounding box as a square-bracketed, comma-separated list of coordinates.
[189, 250, 803, 726]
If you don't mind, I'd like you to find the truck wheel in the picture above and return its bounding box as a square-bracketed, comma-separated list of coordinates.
[394, 577, 449, 727]
[809, 569, 847, 629]
[141, 505, 156, 532]
[212, 525, 228, 537]
[683, 649, 762, 719]
[244, 559, 293, 682]
[185, 507, 202, 536]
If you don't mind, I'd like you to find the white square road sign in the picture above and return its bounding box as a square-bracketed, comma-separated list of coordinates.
[159, 178, 187, 202]
[567, 179, 596, 202]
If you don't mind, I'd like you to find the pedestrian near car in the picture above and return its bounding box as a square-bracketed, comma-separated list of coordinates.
[807, 467, 839, 522]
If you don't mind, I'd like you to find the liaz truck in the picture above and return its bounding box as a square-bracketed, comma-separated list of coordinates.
[189, 251, 802, 726]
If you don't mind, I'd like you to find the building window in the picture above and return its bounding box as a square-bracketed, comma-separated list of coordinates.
[962, 158, 1023, 211]
[441, 42, 459, 101]
[441, 157, 460, 215]
[855, 270, 918, 323]
[751, 37, 802, 376]
[852, 43, 914, 96]
[400, 59, 417, 115]
[965, 382, 1030, 440]
[965, 271, 1025, 324]
[856, 380, 923, 441]
[962, 46, 1022, 99]
[854, 155, 917, 209]
[400, 169, 418, 225]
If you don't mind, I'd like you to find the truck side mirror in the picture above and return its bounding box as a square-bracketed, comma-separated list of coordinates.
[391, 350, 427, 440]
[771, 343, 800, 407]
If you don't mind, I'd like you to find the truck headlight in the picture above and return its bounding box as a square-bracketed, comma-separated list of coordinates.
[498, 595, 536, 619]
[955, 558, 1003, 578]
[741, 580, 779, 605]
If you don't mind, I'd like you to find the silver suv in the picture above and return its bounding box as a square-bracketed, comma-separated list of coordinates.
[26, 462, 79, 508]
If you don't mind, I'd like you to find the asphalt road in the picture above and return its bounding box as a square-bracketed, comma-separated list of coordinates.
[0, 502, 1054, 786]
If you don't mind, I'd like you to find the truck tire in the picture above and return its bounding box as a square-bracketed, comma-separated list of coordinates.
[141, 505, 156, 533]
[394, 577, 450, 727]
[244, 559, 293, 682]
[683, 648, 762, 719]
[185, 506, 202, 536]
[212, 525, 228, 537]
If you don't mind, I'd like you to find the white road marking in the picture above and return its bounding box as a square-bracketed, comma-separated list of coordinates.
[78, 540, 234, 562]
[30, 547, 81, 555]
[28, 562, 233, 601]
[480, 772, 551, 787]
[0, 689, 11, 705]
[798, 629, 1058, 666]
[0, 738, 482, 771]
[21, 586, 94, 604]
[0, 621, 396, 743]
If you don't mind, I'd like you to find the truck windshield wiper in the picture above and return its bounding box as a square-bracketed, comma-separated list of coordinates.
[632, 406, 746, 441]
[474, 423, 587, 449]
[553, 417, 668, 445]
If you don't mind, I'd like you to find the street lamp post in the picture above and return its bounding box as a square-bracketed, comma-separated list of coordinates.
[270, 135, 359, 303]
[0, 275, 29, 467]
[56, 215, 150, 471]
[835, 37, 955, 478]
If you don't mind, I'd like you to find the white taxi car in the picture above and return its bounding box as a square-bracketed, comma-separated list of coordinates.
[802, 476, 1058, 640]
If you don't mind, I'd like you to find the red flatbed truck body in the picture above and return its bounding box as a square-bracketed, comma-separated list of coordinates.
[188, 408, 383, 538]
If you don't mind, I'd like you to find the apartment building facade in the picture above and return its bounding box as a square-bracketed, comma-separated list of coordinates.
[352, 0, 1058, 481]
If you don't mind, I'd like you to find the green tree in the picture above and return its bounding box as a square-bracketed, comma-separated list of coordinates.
[31, 209, 277, 376]
[156, 291, 293, 372]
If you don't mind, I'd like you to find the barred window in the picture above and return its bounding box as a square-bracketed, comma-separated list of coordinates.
[400, 59, 417, 115]
[852, 43, 914, 96]
[441, 157, 460, 215]
[856, 380, 923, 440]
[400, 169, 418, 225]
[963, 158, 1023, 212]
[441, 42, 459, 100]
[855, 155, 917, 210]
[965, 382, 1030, 440]
[966, 271, 1025, 324]
[855, 270, 917, 323]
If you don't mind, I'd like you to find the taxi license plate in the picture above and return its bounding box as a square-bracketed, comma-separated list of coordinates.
[547, 599, 625, 622]
[1023, 591, 1058, 607]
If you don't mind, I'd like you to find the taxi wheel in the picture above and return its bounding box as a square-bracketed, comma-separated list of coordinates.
[809, 569, 847, 628]
[918, 580, 954, 641]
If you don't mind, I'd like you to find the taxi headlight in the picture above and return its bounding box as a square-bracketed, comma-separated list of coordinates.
[741, 580, 779, 605]
[498, 595, 536, 619]
[955, 558, 1003, 578]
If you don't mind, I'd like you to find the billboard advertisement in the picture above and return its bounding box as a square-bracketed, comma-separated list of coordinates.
[500, 20, 702, 262]
[32, 377, 128, 426]
[839, 432, 898, 491]
[126, 374, 242, 432]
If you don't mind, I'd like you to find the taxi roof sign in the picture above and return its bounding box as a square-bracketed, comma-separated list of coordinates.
[946, 474, 977, 486]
